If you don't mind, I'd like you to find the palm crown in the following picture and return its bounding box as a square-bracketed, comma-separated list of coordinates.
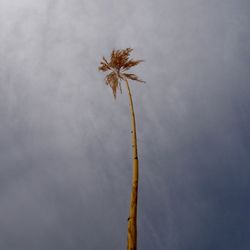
[98, 48, 145, 98]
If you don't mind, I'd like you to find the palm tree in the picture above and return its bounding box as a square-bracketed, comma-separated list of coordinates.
[98, 48, 144, 250]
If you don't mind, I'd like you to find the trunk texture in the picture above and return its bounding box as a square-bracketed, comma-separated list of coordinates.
[125, 79, 139, 250]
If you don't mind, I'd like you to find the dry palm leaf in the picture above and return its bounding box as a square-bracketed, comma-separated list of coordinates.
[98, 48, 145, 98]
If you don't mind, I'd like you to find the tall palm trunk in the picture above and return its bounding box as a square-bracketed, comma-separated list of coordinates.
[125, 78, 139, 250]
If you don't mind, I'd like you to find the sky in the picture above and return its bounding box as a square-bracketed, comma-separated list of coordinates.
[0, 0, 250, 249]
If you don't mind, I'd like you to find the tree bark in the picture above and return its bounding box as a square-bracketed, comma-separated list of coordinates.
[125, 78, 139, 250]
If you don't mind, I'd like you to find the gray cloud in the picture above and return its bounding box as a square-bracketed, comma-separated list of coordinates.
[0, 0, 250, 249]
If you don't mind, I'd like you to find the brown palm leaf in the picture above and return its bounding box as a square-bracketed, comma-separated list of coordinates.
[105, 72, 120, 98]
[98, 48, 144, 98]
[123, 73, 145, 83]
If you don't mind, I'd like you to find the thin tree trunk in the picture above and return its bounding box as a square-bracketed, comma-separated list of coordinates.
[125, 78, 139, 250]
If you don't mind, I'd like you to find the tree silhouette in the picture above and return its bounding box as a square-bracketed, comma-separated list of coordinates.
[98, 48, 144, 250]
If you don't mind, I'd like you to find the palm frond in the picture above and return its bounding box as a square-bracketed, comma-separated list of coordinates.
[105, 72, 120, 98]
[123, 73, 145, 83]
[122, 59, 144, 71]
[98, 48, 145, 98]
[98, 57, 111, 72]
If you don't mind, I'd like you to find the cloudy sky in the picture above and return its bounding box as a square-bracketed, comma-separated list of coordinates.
[0, 0, 250, 249]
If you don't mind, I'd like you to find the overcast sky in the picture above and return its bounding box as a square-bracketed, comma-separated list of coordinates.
[0, 0, 250, 249]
